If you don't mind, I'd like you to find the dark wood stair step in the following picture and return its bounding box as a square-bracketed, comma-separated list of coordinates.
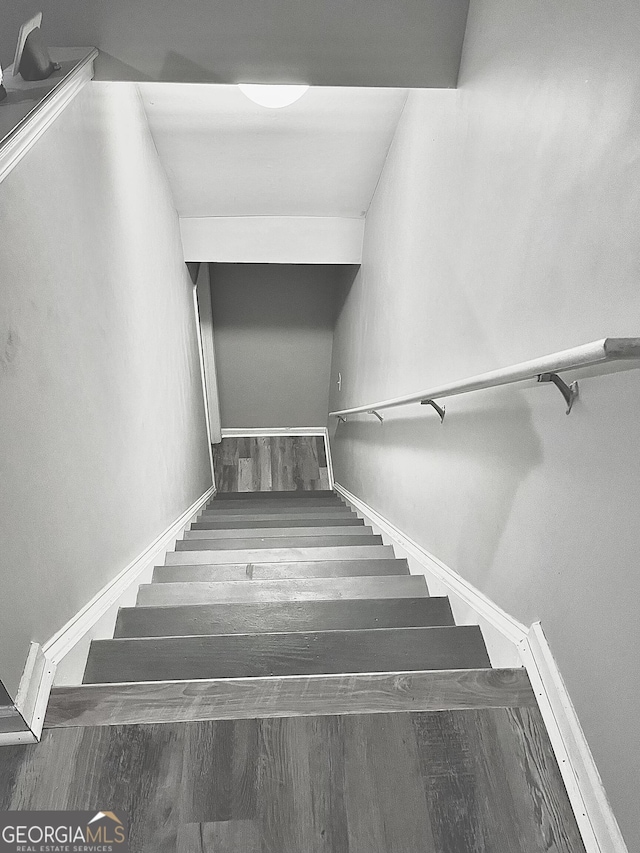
[165, 544, 396, 566]
[199, 507, 356, 519]
[175, 533, 382, 551]
[185, 525, 373, 540]
[114, 597, 454, 639]
[192, 516, 364, 530]
[152, 558, 409, 583]
[82, 626, 491, 683]
[45, 669, 536, 728]
[207, 497, 343, 510]
[137, 574, 428, 605]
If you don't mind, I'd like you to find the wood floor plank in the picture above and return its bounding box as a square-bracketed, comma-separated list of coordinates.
[44, 670, 536, 728]
[185, 524, 372, 539]
[165, 544, 396, 565]
[412, 707, 587, 853]
[213, 437, 331, 494]
[192, 516, 363, 530]
[178, 820, 261, 853]
[238, 457, 253, 492]
[257, 715, 339, 853]
[114, 597, 454, 639]
[74, 724, 184, 852]
[175, 533, 382, 551]
[343, 712, 436, 853]
[82, 626, 490, 683]
[138, 574, 427, 605]
[153, 559, 409, 583]
[257, 437, 272, 491]
[10, 705, 584, 853]
[179, 720, 258, 823]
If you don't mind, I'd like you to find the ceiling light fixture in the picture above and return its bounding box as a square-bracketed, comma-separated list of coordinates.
[238, 83, 309, 109]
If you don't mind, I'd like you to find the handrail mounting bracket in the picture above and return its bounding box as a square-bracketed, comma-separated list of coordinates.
[537, 373, 579, 415]
[368, 410, 384, 423]
[421, 399, 446, 423]
[336, 415, 347, 424]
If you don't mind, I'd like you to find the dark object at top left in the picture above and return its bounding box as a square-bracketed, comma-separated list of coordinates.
[19, 27, 60, 81]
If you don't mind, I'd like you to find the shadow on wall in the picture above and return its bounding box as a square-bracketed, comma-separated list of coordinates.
[333, 265, 360, 324]
[330, 390, 543, 578]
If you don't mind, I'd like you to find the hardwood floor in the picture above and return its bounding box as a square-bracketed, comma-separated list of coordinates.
[213, 436, 330, 492]
[0, 708, 586, 853]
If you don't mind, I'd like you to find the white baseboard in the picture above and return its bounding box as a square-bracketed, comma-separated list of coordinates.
[0, 485, 215, 746]
[519, 624, 628, 853]
[0, 730, 37, 746]
[333, 481, 627, 853]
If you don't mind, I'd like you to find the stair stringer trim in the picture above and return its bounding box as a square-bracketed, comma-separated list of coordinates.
[334, 482, 628, 853]
[0, 485, 217, 747]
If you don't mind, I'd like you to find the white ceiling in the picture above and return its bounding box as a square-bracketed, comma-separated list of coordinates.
[138, 83, 407, 219]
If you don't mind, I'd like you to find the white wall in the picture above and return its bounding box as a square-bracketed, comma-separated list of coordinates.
[329, 1, 640, 848]
[0, 82, 212, 697]
[181, 217, 364, 264]
[211, 263, 347, 428]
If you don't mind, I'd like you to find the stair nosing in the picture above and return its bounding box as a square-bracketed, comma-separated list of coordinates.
[92, 624, 464, 644]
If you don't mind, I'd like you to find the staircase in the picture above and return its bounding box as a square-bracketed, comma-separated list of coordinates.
[65, 489, 534, 715]
[37, 485, 588, 853]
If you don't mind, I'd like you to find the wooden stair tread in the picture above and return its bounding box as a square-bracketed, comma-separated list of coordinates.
[208, 498, 343, 510]
[192, 516, 364, 529]
[199, 506, 355, 518]
[137, 574, 429, 606]
[165, 544, 395, 565]
[83, 626, 491, 683]
[210, 490, 337, 500]
[46, 669, 536, 728]
[184, 525, 373, 539]
[153, 559, 409, 583]
[175, 533, 382, 551]
[114, 597, 455, 638]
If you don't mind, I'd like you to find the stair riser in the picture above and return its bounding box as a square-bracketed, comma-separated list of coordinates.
[208, 499, 343, 510]
[137, 575, 428, 606]
[199, 509, 356, 521]
[176, 534, 382, 551]
[165, 545, 395, 565]
[192, 517, 363, 530]
[114, 597, 454, 638]
[152, 560, 409, 583]
[83, 626, 490, 683]
[184, 525, 373, 540]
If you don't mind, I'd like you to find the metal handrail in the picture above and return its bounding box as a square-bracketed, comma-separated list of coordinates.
[330, 337, 640, 420]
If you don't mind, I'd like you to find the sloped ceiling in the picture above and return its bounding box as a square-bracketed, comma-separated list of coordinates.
[139, 84, 407, 219]
[1, 0, 469, 87]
